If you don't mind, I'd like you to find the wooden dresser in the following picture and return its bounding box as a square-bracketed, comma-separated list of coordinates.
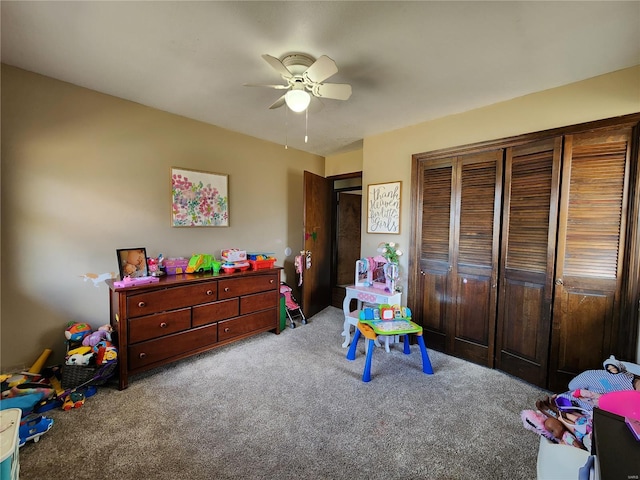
[106, 268, 281, 389]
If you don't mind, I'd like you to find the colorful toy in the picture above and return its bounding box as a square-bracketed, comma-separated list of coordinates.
[18, 413, 54, 447]
[65, 346, 93, 366]
[28, 349, 52, 374]
[64, 322, 92, 342]
[81, 329, 111, 347]
[220, 261, 250, 273]
[186, 254, 220, 273]
[95, 344, 118, 364]
[62, 391, 85, 411]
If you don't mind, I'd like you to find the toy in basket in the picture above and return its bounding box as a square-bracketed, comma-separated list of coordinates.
[248, 253, 276, 270]
[62, 323, 118, 390]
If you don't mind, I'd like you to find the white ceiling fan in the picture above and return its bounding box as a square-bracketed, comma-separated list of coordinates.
[245, 53, 352, 113]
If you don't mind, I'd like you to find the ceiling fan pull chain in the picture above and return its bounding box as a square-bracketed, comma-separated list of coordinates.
[285, 104, 289, 149]
[305, 109, 308, 143]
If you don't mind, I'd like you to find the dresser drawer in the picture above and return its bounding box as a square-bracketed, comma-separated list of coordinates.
[218, 309, 276, 342]
[127, 281, 218, 316]
[218, 274, 277, 299]
[129, 323, 218, 370]
[240, 290, 278, 315]
[192, 298, 239, 327]
[129, 308, 191, 344]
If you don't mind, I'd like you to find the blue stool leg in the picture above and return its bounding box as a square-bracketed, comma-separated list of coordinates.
[403, 334, 410, 354]
[346, 329, 361, 361]
[417, 335, 434, 374]
[362, 339, 375, 382]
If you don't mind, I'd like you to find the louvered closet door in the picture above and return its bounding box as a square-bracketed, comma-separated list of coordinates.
[549, 127, 632, 392]
[495, 138, 562, 388]
[452, 151, 502, 366]
[418, 158, 454, 352]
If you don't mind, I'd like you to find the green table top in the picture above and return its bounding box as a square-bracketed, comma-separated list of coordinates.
[360, 319, 422, 335]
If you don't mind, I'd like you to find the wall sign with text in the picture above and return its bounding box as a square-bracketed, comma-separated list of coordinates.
[367, 181, 401, 234]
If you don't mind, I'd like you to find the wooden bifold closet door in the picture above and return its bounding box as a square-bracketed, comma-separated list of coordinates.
[412, 119, 638, 390]
[495, 138, 562, 387]
[416, 150, 502, 367]
[548, 127, 633, 392]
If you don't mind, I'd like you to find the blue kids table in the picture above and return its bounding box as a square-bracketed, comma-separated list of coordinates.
[346, 319, 434, 382]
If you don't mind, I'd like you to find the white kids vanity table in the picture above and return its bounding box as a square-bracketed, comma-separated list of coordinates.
[341, 257, 401, 349]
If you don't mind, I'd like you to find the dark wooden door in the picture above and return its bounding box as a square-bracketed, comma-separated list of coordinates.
[548, 127, 633, 392]
[495, 137, 562, 387]
[302, 171, 332, 318]
[416, 158, 454, 352]
[417, 151, 502, 367]
[332, 191, 361, 306]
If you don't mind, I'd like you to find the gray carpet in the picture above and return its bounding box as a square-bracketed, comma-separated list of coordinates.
[18, 307, 547, 479]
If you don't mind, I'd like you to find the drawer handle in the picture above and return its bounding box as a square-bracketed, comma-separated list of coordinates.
[224, 287, 230, 292]
[206, 290, 213, 296]
[139, 352, 146, 359]
[224, 327, 230, 333]
[269, 279, 274, 284]
[160, 322, 168, 328]
[138, 301, 146, 308]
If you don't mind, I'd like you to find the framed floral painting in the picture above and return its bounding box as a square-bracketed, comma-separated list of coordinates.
[171, 167, 229, 227]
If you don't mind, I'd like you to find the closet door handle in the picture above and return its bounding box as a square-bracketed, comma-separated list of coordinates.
[555, 278, 564, 286]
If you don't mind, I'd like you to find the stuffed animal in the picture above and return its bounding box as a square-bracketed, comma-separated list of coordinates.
[65, 352, 93, 366]
[81, 329, 111, 347]
[65, 322, 92, 342]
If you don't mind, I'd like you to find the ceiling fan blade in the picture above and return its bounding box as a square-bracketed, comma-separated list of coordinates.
[313, 83, 352, 101]
[243, 83, 290, 90]
[268, 94, 287, 109]
[303, 55, 338, 84]
[262, 54, 293, 79]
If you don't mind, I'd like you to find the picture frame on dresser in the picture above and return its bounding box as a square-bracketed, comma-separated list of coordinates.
[171, 167, 229, 227]
[116, 247, 148, 279]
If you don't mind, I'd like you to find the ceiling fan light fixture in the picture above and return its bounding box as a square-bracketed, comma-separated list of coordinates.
[284, 89, 311, 113]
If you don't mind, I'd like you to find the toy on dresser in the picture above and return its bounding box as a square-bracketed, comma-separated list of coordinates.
[221, 249, 250, 273]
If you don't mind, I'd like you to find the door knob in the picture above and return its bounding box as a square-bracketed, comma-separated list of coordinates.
[555, 278, 564, 285]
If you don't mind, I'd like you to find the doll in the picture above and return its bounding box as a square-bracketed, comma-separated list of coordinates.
[543, 417, 585, 449]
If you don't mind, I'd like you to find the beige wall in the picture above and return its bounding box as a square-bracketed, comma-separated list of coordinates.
[1, 65, 323, 371]
[325, 149, 363, 177]
[361, 65, 640, 360]
[3, 64, 640, 371]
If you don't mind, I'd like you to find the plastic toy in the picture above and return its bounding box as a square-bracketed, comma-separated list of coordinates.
[18, 413, 54, 447]
[95, 344, 118, 364]
[186, 254, 221, 273]
[221, 261, 250, 273]
[64, 322, 92, 342]
[62, 391, 85, 410]
[113, 275, 159, 288]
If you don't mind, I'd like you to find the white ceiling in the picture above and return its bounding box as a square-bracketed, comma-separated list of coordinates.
[2, 1, 639, 157]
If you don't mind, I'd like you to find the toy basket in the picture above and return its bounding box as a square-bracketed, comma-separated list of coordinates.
[249, 259, 276, 270]
[61, 361, 117, 389]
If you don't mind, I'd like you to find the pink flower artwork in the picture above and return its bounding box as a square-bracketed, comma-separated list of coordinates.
[171, 168, 229, 227]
